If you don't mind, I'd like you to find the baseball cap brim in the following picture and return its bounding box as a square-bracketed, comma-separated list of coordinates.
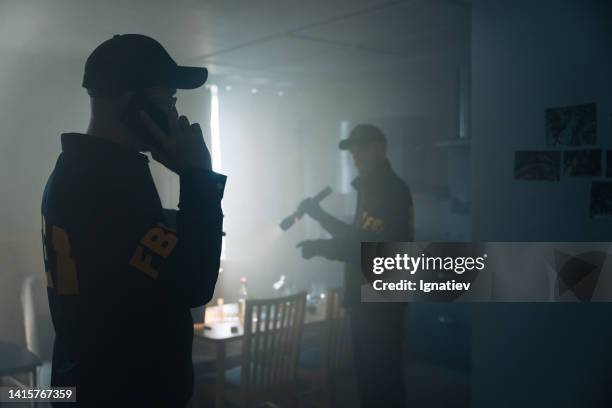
[168, 66, 208, 89]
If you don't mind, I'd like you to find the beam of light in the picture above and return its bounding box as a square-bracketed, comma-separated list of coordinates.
[210, 85, 222, 172]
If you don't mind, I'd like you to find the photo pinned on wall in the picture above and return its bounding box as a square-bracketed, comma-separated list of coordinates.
[545, 103, 596, 147]
[563, 149, 601, 177]
[590, 182, 612, 218]
[607, 150, 612, 177]
[514, 151, 560, 181]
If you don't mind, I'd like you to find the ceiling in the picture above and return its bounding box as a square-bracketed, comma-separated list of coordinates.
[0, 0, 470, 87]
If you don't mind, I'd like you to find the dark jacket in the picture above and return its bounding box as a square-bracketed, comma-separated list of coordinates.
[314, 159, 414, 306]
[41, 133, 225, 406]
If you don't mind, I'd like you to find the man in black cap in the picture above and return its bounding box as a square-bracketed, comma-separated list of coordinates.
[297, 124, 414, 407]
[41, 34, 225, 406]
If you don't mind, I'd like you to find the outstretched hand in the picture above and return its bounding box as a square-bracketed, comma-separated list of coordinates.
[296, 240, 321, 259]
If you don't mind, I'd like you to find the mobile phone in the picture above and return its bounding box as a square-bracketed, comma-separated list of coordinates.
[120, 91, 170, 151]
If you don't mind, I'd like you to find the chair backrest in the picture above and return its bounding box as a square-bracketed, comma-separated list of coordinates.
[322, 288, 352, 374]
[20, 274, 55, 361]
[240, 292, 306, 396]
[0, 376, 28, 408]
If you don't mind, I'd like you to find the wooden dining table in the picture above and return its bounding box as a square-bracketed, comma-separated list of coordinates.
[193, 301, 326, 408]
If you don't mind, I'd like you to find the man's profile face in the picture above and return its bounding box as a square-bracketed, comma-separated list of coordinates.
[349, 145, 367, 174]
[349, 143, 383, 174]
[144, 86, 177, 116]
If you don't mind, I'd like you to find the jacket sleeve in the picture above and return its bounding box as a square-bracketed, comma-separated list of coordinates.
[75, 168, 226, 309]
[160, 168, 226, 307]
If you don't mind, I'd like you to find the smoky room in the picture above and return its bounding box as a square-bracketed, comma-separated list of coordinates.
[1, 1, 611, 407]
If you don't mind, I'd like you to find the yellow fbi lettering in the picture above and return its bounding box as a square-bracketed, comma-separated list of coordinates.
[129, 224, 178, 280]
[361, 212, 384, 233]
[51, 225, 79, 295]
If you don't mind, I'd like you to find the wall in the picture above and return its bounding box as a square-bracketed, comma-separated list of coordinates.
[472, 0, 612, 241]
[0, 49, 89, 345]
[471, 1, 612, 406]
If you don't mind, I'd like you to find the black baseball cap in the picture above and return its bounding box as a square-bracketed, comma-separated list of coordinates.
[339, 124, 387, 150]
[82, 34, 207, 95]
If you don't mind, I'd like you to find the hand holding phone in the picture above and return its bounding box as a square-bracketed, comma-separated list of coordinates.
[140, 110, 212, 174]
[120, 91, 171, 152]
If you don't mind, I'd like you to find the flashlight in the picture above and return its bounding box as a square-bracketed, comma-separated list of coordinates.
[280, 186, 332, 231]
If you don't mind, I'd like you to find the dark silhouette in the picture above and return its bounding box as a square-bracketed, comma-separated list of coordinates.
[40, 34, 225, 406]
[297, 124, 414, 407]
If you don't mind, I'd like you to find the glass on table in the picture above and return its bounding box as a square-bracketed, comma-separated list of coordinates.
[204, 300, 240, 324]
[307, 283, 326, 314]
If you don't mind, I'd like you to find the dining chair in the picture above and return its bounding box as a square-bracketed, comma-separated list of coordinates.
[0, 375, 31, 408]
[298, 288, 353, 408]
[198, 292, 307, 408]
[20, 274, 55, 388]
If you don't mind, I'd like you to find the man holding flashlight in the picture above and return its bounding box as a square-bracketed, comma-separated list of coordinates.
[297, 124, 414, 407]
